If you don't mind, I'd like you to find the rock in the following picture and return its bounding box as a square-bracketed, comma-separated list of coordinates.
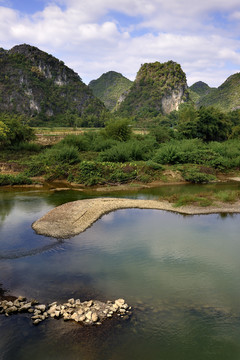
[75, 299, 81, 305]
[91, 312, 98, 322]
[71, 313, 78, 321]
[79, 315, 86, 322]
[13, 300, 20, 307]
[54, 311, 60, 318]
[19, 303, 32, 312]
[87, 300, 93, 307]
[115, 299, 125, 307]
[68, 298, 75, 305]
[48, 301, 57, 307]
[35, 304, 46, 312]
[17, 296, 26, 302]
[111, 304, 119, 312]
[6, 301, 13, 307]
[33, 319, 41, 325]
[5, 306, 18, 314]
[86, 311, 92, 320]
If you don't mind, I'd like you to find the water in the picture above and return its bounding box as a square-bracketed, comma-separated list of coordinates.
[0, 184, 240, 360]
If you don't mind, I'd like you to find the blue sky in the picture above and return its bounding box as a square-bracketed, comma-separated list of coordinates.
[1, 0, 240, 86]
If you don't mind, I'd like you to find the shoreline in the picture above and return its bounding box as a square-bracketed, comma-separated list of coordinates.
[32, 197, 240, 238]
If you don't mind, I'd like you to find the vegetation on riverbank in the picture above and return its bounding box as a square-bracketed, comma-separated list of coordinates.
[1, 105, 240, 190]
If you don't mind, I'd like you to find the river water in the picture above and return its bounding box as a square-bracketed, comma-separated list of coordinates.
[0, 184, 240, 360]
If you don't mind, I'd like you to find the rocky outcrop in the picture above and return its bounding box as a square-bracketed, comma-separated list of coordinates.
[117, 61, 189, 117]
[0, 296, 131, 326]
[161, 87, 185, 114]
[0, 44, 105, 121]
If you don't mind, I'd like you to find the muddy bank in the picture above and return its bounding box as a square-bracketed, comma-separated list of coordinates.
[32, 197, 240, 238]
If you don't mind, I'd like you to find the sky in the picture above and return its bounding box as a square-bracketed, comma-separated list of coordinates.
[1, 0, 240, 87]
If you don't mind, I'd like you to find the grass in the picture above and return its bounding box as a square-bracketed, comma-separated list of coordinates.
[160, 190, 240, 207]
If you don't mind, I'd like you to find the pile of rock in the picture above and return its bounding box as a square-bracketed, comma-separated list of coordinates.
[0, 296, 132, 326]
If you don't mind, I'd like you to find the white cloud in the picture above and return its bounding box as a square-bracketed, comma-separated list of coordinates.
[0, 0, 240, 87]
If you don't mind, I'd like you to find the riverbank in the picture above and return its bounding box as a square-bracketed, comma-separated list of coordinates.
[32, 197, 240, 238]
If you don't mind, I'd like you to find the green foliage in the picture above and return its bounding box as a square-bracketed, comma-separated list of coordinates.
[0, 113, 35, 147]
[43, 145, 80, 165]
[0, 120, 9, 142]
[0, 173, 32, 185]
[74, 161, 138, 185]
[176, 105, 230, 142]
[198, 73, 240, 112]
[103, 119, 132, 141]
[181, 167, 216, 183]
[150, 125, 174, 143]
[89, 71, 133, 111]
[0, 44, 106, 124]
[117, 61, 188, 119]
[99, 139, 153, 162]
[60, 134, 90, 151]
[10, 141, 42, 152]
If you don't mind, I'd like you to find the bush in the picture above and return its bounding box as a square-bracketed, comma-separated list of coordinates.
[10, 142, 42, 152]
[59, 134, 90, 151]
[104, 119, 132, 142]
[74, 161, 138, 186]
[43, 145, 80, 165]
[181, 167, 216, 183]
[99, 141, 149, 162]
[0, 173, 32, 186]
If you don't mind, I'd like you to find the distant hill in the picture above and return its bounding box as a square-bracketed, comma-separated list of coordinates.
[0, 44, 106, 123]
[117, 61, 189, 118]
[189, 81, 215, 103]
[197, 73, 240, 111]
[89, 71, 133, 111]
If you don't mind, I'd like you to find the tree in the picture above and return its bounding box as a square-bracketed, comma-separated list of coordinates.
[196, 107, 230, 142]
[177, 103, 199, 138]
[0, 113, 35, 147]
[0, 121, 9, 143]
[103, 118, 132, 141]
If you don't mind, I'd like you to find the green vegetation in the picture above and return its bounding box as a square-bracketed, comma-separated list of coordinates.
[1, 104, 240, 191]
[197, 73, 240, 111]
[89, 71, 133, 111]
[161, 190, 240, 207]
[0, 44, 106, 126]
[0, 174, 32, 186]
[189, 81, 215, 103]
[0, 113, 35, 147]
[117, 61, 188, 119]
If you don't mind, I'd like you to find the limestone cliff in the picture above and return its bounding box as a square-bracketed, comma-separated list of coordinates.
[117, 61, 189, 118]
[0, 44, 105, 122]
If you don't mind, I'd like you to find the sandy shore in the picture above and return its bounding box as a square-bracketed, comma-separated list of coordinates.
[32, 197, 240, 238]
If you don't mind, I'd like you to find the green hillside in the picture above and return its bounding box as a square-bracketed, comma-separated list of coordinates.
[89, 71, 133, 111]
[0, 44, 106, 124]
[198, 73, 240, 111]
[117, 61, 189, 118]
[189, 81, 215, 103]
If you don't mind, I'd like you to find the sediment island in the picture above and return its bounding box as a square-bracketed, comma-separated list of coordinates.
[32, 198, 240, 238]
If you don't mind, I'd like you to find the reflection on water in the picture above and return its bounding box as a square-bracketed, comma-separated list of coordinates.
[0, 186, 240, 360]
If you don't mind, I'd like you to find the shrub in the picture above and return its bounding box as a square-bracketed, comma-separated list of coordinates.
[0, 173, 32, 186]
[59, 134, 90, 151]
[10, 142, 42, 152]
[43, 145, 80, 165]
[181, 168, 216, 183]
[99, 141, 149, 162]
[104, 119, 132, 141]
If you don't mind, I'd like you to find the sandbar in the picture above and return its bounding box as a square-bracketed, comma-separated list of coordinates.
[32, 198, 240, 238]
